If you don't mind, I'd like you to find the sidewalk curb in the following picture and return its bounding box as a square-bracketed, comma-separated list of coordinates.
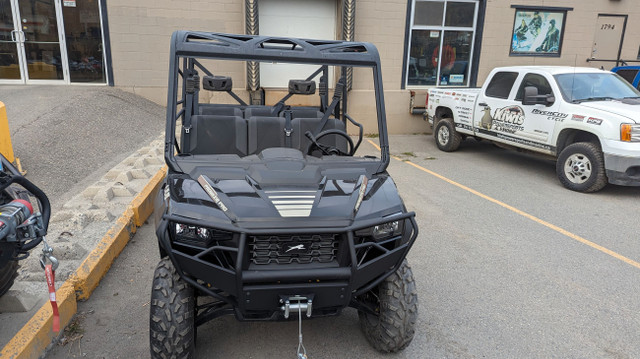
[1, 167, 166, 359]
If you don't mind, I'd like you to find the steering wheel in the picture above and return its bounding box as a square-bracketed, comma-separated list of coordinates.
[305, 130, 355, 156]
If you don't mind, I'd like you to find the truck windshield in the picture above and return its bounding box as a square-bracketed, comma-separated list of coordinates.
[554, 72, 640, 103]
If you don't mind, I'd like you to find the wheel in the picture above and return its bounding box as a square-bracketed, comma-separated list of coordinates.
[556, 142, 607, 193]
[150, 258, 196, 359]
[434, 118, 461, 152]
[305, 129, 355, 156]
[0, 257, 18, 297]
[358, 259, 418, 353]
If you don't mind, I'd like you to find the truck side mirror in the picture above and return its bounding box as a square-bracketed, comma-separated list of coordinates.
[523, 86, 539, 105]
[523, 86, 555, 106]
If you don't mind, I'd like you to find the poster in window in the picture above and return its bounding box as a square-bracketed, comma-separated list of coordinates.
[510, 9, 565, 56]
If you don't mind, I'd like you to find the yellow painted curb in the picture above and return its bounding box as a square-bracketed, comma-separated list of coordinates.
[74, 207, 137, 301]
[1, 282, 76, 359]
[1, 166, 166, 359]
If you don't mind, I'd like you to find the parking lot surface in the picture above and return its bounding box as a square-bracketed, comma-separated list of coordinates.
[45, 134, 640, 358]
[40, 136, 640, 358]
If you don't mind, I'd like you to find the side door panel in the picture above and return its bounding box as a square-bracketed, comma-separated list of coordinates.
[474, 71, 560, 154]
[473, 71, 521, 143]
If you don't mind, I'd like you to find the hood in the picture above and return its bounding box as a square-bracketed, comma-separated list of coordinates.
[167, 154, 403, 229]
[580, 99, 640, 123]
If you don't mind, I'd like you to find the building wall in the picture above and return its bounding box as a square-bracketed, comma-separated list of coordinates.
[106, 0, 245, 105]
[105, 0, 640, 134]
[478, 0, 640, 85]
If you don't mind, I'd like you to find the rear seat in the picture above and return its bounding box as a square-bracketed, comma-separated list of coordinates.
[187, 115, 247, 156]
[244, 106, 276, 118]
[200, 105, 243, 117]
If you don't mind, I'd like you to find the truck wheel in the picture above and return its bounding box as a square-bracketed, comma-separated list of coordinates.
[556, 142, 607, 193]
[358, 259, 418, 353]
[434, 118, 461, 152]
[150, 258, 196, 359]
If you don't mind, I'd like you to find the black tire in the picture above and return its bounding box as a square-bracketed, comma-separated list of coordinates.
[434, 118, 461, 152]
[150, 258, 196, 359]
[0, 260, 18, 297]
[556, 142, 608, 193]
[358, 259, 418, 353]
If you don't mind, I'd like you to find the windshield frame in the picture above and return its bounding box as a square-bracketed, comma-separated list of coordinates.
[164, 31, 390, 175]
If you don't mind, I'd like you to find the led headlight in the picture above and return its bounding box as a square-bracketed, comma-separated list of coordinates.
[356, 220, 404, 241]
[172, 222, 232, 247]
[373, 221, 401, 240]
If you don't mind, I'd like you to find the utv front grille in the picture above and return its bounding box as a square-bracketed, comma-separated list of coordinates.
[249, 234, 339, 265]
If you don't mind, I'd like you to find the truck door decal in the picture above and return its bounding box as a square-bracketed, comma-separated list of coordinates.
[490, 105, 526, 133]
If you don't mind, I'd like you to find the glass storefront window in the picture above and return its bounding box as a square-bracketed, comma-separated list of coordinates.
[408, 30, 440, 85]
[62, 0, 105, 83]
[438, 30, 472, 86]
[445, 2, 475, 27]
[0, 0, 21, 79]
[406, 0, 478, 87]
[414, 1, 444, 26]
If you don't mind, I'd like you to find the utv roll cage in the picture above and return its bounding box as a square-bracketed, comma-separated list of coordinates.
[164, 31, 391, 173]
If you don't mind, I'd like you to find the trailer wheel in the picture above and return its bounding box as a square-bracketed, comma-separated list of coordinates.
[358, 259, 418, 353]
[556, 142, 607, 193]
[150, 258, 196, 359]
[434, 118, 461, 152]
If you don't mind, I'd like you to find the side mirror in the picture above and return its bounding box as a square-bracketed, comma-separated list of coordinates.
[288, 79, 316, 95]
[523, 86, 539, 105]
[203, 75, 232, 91]
[523, 86, 555, 106]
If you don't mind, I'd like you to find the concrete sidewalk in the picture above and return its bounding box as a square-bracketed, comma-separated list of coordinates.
[0, 85, 166, 358]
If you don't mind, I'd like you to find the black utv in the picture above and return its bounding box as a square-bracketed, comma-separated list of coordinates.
[151, 31, 419, 358]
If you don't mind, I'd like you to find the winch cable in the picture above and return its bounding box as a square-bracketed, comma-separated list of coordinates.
[296, 303, 308, 359]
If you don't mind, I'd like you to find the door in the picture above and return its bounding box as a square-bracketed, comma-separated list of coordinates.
[513, 72, 562, 152]
[591, 14, 627, 66]
[17, 0, 66, 81]
[0, 0, 24, 81]
[0, 0, 68, 82]
[474, 71, 559, 154]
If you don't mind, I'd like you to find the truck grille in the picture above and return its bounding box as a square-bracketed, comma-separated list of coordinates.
[249, 234, 339, 265]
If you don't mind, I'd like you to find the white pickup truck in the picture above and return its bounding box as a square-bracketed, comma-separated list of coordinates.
[426, 66, 640, 192]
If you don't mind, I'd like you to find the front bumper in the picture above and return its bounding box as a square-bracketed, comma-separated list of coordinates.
[604, 152, 640, 186]
[157, 212, 418, 321]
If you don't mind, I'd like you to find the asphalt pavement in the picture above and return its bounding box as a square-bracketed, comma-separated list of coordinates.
[44, 134, 640, 358]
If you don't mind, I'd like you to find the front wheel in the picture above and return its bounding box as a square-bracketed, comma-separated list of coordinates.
[358, 259, 418, 353]
[434, 118, 461, 152]
[150, 258, 196, 359]
[556, 142, 607, 193]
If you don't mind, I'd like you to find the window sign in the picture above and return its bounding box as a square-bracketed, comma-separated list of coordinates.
[406, 0, 478, 87]
[510, 9, 566, 56]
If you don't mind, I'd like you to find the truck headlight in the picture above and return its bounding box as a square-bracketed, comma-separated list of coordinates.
[621, 124, 640, 142]
[356, 220, 403, 241]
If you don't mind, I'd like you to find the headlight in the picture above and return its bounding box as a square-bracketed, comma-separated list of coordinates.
[356, 220, 403, 241]
[171, 222, 232, 247]
[621, 124, 640, 142]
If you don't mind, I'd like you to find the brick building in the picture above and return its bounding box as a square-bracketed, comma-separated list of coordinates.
[1, 0, 639, 133]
